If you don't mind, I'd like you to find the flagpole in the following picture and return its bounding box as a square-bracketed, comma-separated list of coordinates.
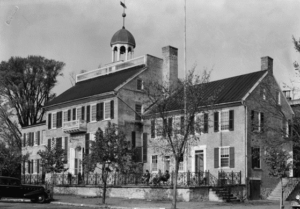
[184, 0, 187, 121]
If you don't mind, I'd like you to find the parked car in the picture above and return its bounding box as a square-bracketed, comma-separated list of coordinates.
[0, 176, 52, 203]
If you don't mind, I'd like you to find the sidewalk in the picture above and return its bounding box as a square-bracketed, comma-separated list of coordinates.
[52, 194, 293, 209]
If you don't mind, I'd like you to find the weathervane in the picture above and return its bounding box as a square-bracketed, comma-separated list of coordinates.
[120, 0, 127, 28]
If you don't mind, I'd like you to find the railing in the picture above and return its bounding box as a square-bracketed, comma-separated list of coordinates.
[76, 56, 146, 83]
[283, 177, 300, 200]
[21, 170, 242, 187]
[63, 119, 87, 133]
[218, 171, 242, 186]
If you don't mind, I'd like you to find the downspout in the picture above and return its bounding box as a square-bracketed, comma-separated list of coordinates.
[243, 100, 248, 199]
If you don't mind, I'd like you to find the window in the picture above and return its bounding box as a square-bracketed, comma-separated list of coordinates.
[214, 110, 234, 132]
[104, 101, 111, 119]
[220, 147, 230, 167]
[63, 111, 68, 122]
[137, 79, 143, 90]
[77, 108, 81, 120]
[57, 111, 62, 128]
[135, 104, 142, 121]
[67, 109, 71, 121]
[52, 113, 57, 129]
[96, 103, 103, 121]
[251, 111, 264, 132]
[151, 155, 158, 172]
[261, 88, 266, 100]
[72, 108, 76, 120]
[221, 111, 229, 130]
[91, 104, 97, 122]
[252, 147, 260, 169]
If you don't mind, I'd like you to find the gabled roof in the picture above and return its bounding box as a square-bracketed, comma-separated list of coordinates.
[146, 70, 268, 114]
[46, 65, 145, 108]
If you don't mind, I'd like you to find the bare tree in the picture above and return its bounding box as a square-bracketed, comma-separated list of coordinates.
[144, 69, 219, 209]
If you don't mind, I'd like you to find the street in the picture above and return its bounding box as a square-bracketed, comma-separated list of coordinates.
[0, 201, 79, 209]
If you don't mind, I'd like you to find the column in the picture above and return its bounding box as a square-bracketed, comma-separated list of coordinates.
[125, 46, 129, 61]
[117, 46, 120, 61]
[111, 48, 115, 62]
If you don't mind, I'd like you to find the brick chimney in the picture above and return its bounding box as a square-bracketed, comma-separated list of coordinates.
[261, 56, 273, 74]
[162, 46, 178, 88]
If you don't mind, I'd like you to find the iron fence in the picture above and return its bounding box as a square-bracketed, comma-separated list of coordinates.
[21, 170, 241, 187]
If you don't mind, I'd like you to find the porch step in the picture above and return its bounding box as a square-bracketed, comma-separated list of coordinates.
[267, 178, 289, 201]
[211, 187, 240, 203]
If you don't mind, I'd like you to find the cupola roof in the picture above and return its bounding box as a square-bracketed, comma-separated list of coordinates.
[110, 27, 136, 48]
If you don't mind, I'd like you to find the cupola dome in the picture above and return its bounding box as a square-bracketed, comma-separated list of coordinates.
[110, 27, 136, 48]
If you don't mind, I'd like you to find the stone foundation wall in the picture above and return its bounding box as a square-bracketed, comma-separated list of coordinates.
[54, 186, 211, 202]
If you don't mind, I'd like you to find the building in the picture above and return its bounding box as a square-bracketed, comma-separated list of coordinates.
[143, 56, 294, 200]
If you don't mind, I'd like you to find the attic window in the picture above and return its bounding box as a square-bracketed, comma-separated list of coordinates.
[137, 79, 143, 90]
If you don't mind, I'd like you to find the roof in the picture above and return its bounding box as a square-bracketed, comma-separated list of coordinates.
[110, 27, 136, 48]
[46, 65, 145, 107]
[146, 70, 267, 114]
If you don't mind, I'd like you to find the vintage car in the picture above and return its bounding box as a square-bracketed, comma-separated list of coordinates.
[0, 176, 52, 203]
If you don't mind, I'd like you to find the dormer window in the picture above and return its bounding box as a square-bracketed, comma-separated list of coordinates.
[137, 79, 143, 90]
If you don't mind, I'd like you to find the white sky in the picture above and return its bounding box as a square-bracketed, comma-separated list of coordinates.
[1, 0, 300, 97]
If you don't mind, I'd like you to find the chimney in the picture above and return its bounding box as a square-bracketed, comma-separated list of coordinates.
[261, 56, 273, 74]
[162, 46, 178, 88]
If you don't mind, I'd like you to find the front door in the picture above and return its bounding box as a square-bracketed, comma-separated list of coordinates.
[249, 180, 261, 200]
[195, 150, 204, 172]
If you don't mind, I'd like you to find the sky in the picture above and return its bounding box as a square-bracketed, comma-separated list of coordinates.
[1, 0, 300, 98]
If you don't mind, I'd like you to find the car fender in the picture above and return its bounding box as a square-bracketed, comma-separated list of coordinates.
[24, 189, 46, 198]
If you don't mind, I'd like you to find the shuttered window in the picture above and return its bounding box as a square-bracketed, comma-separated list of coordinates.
[52, 113, 57, 129]
[57, 111, 62, 128]
[91, 105, 97, 122]
[96, 103, 104, 121]
[81, 106, 85, 121]
[67, 109, 71, 121]
[131, 132, 136, 148]
[56, 137, 62, 149]
[214, 147, 235, 168]
[135, 104, 142, 120]
[72, 108, 76, 120]
[104, 102, 111, 119]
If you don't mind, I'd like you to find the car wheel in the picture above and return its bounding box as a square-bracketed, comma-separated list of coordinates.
[37, 194, 45, 203]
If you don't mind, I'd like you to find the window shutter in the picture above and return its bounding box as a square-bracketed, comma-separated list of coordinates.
[143, 133, 147, 163]
[204, 113, 208, 133]
[48, 113, 52, 129]
[229, 110, 234, 131]
[110, 100, 114, 119]
[85, 134, 90, 155]
[56, 111, 60, 128]
[163, 118, 167, 137]
[132, 131, 136, 148]
[67, 109, 71, 121]
[214, 112, 219, 132]
[96, 103, 100, 121]
[28, 161, 31, 174]
[230, 147, 235, 168]
[37, 131, 40, 145]
[251, 110, 255, 131]
[100, 103, 104, 120]
[31, 160, 33, 174]
[190, 116, 195, 134]
[37, 159, 40, 174]
[58, 111, 63, 128]
[87, 105, 90, 122]
[151, 120, 155, 138]
[214, 148, 219, 168]
[48, 138, 51, 149]
[261, 112, 264, 132]
[81, 106, 85, 121]
[65, 137, 68, 163]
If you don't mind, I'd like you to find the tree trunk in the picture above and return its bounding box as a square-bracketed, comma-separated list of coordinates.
[171, 158, 179, 209]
